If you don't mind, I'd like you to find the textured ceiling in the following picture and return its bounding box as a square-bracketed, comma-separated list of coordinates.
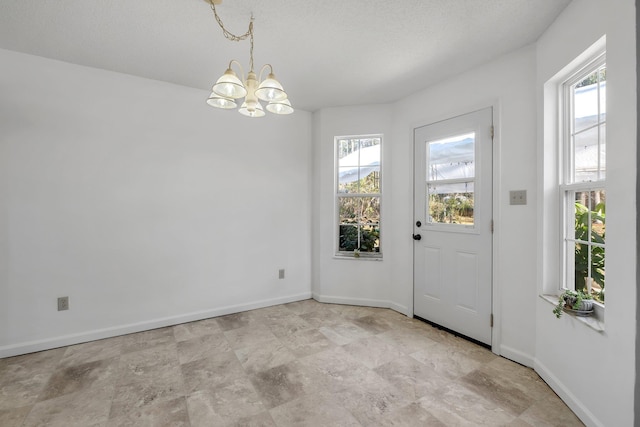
[0, 0, 571, 112]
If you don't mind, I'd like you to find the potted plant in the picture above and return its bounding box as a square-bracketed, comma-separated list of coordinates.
[553, 289, 594, 318]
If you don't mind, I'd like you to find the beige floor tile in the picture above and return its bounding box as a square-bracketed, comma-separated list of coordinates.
[319, 322, 372, 345]
[235, 338, 297, 374]
[186, 377, 265, 426]
[118, 343, 180, 377]
[22, 385, 113, 427]
[58, 336, 123, 368]
[0, 405, 32, 427]
[229, 411, 277, 427]
[176, 332, 231, 365]
[180, 351, 246, 394]
[374, 355, 450, 400]
[371, 402, 447, 427]
[121, 327, 176, 354]
[517, 394, 585, 427]
[248, 362, 308, 409]
[377, 327, 440, 355]
[410, 339, 484, 380]
[268, 392, 361, 427]
[224, 323, 278, 350]
[173, 318, 221, 342]
[0, 348, 66, 410]
[418, 383, 516, 426]
[266, 315, 312, 338]
[282, 299, 325, 315]
[351, 314, 397, 334]
[343, 335, 405, 369]
[334, 371, 410, 425]
[107, 396, 190, 427]
[278, 328, 336, 358]
[216, 310, 265, 332]
[38, 357, 119, 402]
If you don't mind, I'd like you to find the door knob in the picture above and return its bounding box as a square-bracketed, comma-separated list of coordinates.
[412, 234, 422, 241]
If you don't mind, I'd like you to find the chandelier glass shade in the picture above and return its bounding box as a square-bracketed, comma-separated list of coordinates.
[206, 1, 293, 117]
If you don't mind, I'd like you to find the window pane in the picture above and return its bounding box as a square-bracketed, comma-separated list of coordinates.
[571, 189, 605, 300]
[337, 139, 359, 163]
[573, 190, 606, 241]
[573, 126, 600, 182]
[599, 123, 606, 180]
[361, 196, 380, 224]
[338, 197, 359, 223]
[428, 133, 475, 181]
[338, 167, 359, 193]
[338, 225, 359, 251]
[589, 245, 605, 294]
[360, 224, 380, 253]
[574, 72, 601, 133]
[427, 182, 474, 225]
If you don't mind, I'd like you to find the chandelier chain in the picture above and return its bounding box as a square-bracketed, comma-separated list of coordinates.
[209, 0, 255, 71]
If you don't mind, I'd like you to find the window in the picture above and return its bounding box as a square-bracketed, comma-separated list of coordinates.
[427, 133, 476, 227]
[336, 135, 381, 257]
[561, 55, 606, 304]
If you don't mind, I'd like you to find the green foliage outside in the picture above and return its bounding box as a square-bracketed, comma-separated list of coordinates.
[339, 224, 380, 252]
[574, 201, 605, 302]
[429, 192, 474, 224]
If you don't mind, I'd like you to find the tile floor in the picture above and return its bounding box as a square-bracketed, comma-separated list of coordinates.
[0, 299, 584, 426]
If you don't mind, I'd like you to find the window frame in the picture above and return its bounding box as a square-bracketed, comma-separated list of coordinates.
[559, 53, 606, 301]
[334, 134, 383, 259]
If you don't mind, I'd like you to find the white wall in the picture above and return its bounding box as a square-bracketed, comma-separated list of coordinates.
[0, 49, 313, 357]
[311, 105, 399, 310]
[535, 1, 637, 426]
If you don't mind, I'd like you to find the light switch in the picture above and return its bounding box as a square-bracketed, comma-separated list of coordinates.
[510, 190, 527, 205]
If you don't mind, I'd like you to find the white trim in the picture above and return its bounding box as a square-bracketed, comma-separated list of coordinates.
[534, 358, 605, 427]
[499, 344, 534, 368]
[0, 292, 312, 358]
[312, 293, 410, 317]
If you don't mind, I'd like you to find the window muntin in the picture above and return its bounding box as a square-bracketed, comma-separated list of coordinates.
[561, 57, 606, 303]
[336, 136, 381, 256]
[426, 132, 476, 226]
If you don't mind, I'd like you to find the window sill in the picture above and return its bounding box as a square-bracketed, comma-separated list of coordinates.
[333, 254, 383, 261]
[540, 294, 605, 332]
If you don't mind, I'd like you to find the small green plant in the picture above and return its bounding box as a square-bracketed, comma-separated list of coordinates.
[553, 289, 594, 318]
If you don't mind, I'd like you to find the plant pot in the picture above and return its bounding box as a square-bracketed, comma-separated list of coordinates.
[578, 299, 594, 311]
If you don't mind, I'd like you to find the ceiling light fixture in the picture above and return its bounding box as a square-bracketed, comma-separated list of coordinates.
[205, 0, 293, 117]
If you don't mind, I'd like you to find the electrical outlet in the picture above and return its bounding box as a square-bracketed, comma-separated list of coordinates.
[278, 269, 285, 279]
[58, 296, 69, 311]
[509, 190, 527, 205]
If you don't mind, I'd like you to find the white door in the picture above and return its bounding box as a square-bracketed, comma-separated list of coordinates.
[413, 108, 493, 346]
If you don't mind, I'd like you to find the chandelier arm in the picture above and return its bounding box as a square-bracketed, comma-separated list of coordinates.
[258, 64, 274, 82]
[228, 59, 246, 84]
[208, 0, 253, 42]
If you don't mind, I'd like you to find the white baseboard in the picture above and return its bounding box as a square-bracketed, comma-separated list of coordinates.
[534, 358, 604, 427]
[0, 292, 312, 358]
[311, 293, 410, 317]
[498, 344, 534, 368]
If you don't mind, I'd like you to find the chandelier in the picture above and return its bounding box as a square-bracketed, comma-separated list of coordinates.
[205, 0, 293, 117]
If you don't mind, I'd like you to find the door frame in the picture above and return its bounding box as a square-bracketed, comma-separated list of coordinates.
[411, 101, 502, 355]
